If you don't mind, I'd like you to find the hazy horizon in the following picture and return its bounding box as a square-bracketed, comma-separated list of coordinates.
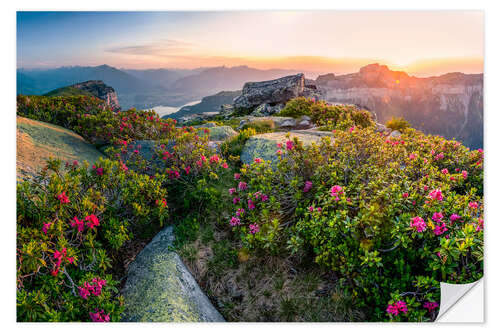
[16, 57, 484, 79]
[17, 11, 484, 78]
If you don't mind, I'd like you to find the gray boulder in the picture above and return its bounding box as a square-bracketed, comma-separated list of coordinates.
[296, 115, 313, 129]
[375, 122, 390, 133]
[389, 130, 402, 138]
[219, 104, 235, 119]
[240, 131, 334, 166]
[198, 126, 237, 141]
[234, 74, 306, 109]
[236, 116, 298, 131]
[250, 103, 285, 117]
[121, 226, 225, 322]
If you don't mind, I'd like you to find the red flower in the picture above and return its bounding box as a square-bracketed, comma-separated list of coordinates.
[85, 214, 100, 229]
[56, 191, 70, 204]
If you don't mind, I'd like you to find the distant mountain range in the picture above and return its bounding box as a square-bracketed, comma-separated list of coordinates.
[17, 65, 302, 110]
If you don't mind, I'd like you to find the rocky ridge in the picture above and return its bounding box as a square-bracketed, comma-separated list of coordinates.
[314, 63, 483, 148]
[71, 80, 121, 110]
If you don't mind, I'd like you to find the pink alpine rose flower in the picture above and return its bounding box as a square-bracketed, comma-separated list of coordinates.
[70, 216, 85, 232]
[230, 216, 241, 227]
[433, 222, 448, 236]
[56, 191, 70, 204]
[303, 181, 313, 193]
[89, 309, 110, 322]
[248, 199, 255, 210]
[432, 212, 443, 223]
[249, 224, 260, 234]
[85, 214, 99, 229]
[428, 189, 443, 201]
[423, 302, 439, 312]
[410, 216, 426, 232]
[42, 222, 52, 235]
[469, 201, 479, 210]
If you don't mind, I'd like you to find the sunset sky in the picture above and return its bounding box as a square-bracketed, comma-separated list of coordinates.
[17, 11, 484, 77]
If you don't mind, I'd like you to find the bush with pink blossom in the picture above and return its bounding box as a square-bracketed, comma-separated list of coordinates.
[228, 126, 483, 321]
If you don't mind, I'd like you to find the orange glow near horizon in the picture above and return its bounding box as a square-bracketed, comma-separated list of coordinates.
[102, 55, 483, 78]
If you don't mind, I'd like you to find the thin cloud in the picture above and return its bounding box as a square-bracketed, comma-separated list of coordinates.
[106, 39, 195, 56]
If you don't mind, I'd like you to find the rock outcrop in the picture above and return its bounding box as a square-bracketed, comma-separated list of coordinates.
[314, 64, 483, 148]
[233, 73, 322, 112]
[198, 125, 238, 141]
[237, 116, 313, 131]
[121, 226, 225, 322]
[240, 131, 334, 166]
[71, 80, 121, 110]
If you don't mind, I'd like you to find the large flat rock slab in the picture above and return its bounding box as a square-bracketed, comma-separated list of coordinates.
[240, 131, 334, 165]
[121, 226, 225, 322]
[16, 116, 105, 180]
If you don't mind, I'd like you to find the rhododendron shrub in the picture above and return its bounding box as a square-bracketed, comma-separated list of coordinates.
[278, 97, 375, 130]
[17, 94, 179, 145]
[16, 158, 168, 321]
[107, 127, 230, 216]
[229, 127, 483, 321]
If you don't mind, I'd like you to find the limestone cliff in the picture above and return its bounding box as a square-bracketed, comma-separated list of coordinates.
[71, 80, 121, 110]
[315, 64, 483, 148]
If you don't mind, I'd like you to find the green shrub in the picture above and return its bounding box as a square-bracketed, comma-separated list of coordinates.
[279, 97, 375, 130]
[17, 94, 179, 146]
[106, 127, 230, 217]
[220, 128, 257, 162]
[386, 116, 411, 132]
[241, 119, 275, 134]
[226, 126, 483, 321]
[16, 158, 169, 321]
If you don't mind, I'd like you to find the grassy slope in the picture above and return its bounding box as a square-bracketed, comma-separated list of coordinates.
[17, 116, 105, 180]
[43, 86, 95, 98]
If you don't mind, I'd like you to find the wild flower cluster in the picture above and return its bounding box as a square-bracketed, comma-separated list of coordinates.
[278, 97, 375, 130]
[228, 126, 483, 321]
[16, 158, 168, 321]
[102, 125, 230, 215]
[17, 94, 179, 145]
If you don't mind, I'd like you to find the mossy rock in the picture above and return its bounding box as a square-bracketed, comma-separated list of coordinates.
[198, 125, 237, 141]
[17, 116, 105, 180]
[240, 131, 334, 166]
[121, 226, 225, 322]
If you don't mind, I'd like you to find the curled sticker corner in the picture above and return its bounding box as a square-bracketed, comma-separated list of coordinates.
[436, 278, 483, 322]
